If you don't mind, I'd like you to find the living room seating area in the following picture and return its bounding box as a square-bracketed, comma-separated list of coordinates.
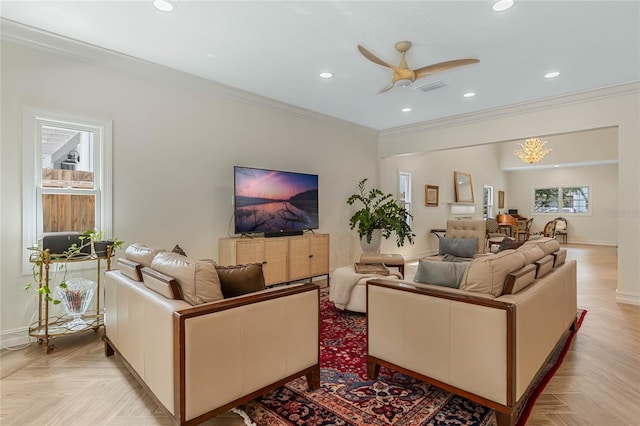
[366, 236, 577, 426]
[104, 244, 321, 425]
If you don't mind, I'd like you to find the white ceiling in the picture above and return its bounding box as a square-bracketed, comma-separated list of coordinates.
[1, 1, 639, 131]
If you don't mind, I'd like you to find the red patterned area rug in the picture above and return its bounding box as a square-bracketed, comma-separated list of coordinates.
[238, 288, 586, 426]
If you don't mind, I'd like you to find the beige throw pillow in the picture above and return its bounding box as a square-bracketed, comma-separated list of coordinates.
[151, 252, 223, 305]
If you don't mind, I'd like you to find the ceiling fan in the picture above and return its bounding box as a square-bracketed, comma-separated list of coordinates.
[357, 41, 479, 94]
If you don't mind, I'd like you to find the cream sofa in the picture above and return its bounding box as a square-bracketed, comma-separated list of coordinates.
[366, 237, 577, 426]
[103, 245, 320, 425]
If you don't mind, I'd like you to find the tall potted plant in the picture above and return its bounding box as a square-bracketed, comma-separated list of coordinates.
[347, 178, 415, 252]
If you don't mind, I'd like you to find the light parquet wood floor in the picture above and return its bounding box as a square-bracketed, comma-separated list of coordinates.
[1, 245, 638, 425]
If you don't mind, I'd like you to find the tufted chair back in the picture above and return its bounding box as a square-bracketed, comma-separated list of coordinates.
[446, 219, 487, 254]
[486, 217, 500, 233]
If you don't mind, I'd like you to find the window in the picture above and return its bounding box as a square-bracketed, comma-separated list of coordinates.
[22, 108, 112, 273]
[398, 171, 412, 225]
[483, 185, 494, 219]
[534, 186, 589, 214]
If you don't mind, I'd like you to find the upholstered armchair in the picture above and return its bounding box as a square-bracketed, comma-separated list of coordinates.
[445, 219, 487, 254]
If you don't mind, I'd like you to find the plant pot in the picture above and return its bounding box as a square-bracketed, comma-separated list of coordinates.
[93, 241, 113, 258]
[360, 229, 382, 254]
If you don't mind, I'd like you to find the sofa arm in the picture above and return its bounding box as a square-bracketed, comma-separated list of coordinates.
[173, 283, 320, 423]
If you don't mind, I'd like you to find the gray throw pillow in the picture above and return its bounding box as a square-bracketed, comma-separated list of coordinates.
[414, 259, 470, 288]
[438, 237, 478, 258]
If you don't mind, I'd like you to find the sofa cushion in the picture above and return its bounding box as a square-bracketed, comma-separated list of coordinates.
[125, 243, 166, 267]
[459, 250, 526, 297]
[521, 237, 561, 256]
[503, 264, 537, 294]
[535, 255, 555, 278]
[151, 252, 223, 305]
[414, 259, 470, 288]
[553, 249, 567, 267]
[117, 257, 143, 282]
[215, 263, 266, 298]
[516, 244, 545, 264]
[439, 237, 478, 258]
[141, 266, 182, 300]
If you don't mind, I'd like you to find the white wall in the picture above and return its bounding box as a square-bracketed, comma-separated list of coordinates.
[0, 40, 379, 342]
[505, 164, 618, 245]
[379, 85, 640, 305]
[379, 143, 507, 258]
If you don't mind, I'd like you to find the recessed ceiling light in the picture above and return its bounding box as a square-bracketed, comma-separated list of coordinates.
[205, 53, 216, 59]
[401, 107, 412, 113]
[545, 71, 560, 79]
[492, 0, 514, 12]
[463, 92, 476, 98]
[319, 72, 333, 79]
[153, 0, 175, 12]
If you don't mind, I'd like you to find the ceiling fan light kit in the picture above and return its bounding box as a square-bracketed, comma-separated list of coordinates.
[358, 40, 479, 94]
[492, 0, 514, 12]
[394, 79, 412, 87]
[152, 0, 175, 12]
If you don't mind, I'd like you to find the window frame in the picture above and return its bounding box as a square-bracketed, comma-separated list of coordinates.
[532, 185, 591, 216]
[483, 185, 494, 219]
[22, 107, 113, 274]
[398, 170, 412, 226]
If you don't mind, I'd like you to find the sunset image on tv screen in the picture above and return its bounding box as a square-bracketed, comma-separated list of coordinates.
[234, 167, 318, 234]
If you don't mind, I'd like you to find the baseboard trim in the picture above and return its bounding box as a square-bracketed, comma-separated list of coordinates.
[0, 327, 32, 350]
[615, 290, 640, 306]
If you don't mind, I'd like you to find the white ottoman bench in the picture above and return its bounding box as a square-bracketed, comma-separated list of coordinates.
[329, 264, 402, 313]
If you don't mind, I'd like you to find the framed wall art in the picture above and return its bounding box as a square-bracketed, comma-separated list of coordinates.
[498, 190, 505, 209]
[425, 185, 439, 207]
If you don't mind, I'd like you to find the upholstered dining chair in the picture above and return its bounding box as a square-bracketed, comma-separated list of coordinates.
[554, 217, 568, 243]
[516, 218, 534, 241]
[485, 217, 508, 252]
[543, 220, 558, 238]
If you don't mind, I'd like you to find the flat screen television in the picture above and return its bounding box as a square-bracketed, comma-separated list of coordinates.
[234, 166, 319, 235]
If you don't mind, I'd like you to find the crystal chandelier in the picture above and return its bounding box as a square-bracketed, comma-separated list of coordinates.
[515, 138, 551, 164]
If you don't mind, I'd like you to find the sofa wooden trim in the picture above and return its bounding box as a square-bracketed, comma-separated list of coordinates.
[366, 280, 517, 410]
[104, 268, 321, 426]
[172, 284, 321, 425]
[365, 260, 577, 426]
[141, 266, 182, 299]
[117, 257, 143, 281]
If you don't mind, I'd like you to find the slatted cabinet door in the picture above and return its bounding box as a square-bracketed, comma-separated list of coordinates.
[288, 234, 329, 282]
[231, 238, 288, 286]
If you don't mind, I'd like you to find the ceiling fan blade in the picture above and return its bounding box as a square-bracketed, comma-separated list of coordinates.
[414, 58, 479, 79]
[377, 82, 395, 95]
[358, 45, 394, 69]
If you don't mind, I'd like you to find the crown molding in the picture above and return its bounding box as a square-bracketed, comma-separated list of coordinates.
[380, 80, 640, 137]
[0, 18, 374, 135]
